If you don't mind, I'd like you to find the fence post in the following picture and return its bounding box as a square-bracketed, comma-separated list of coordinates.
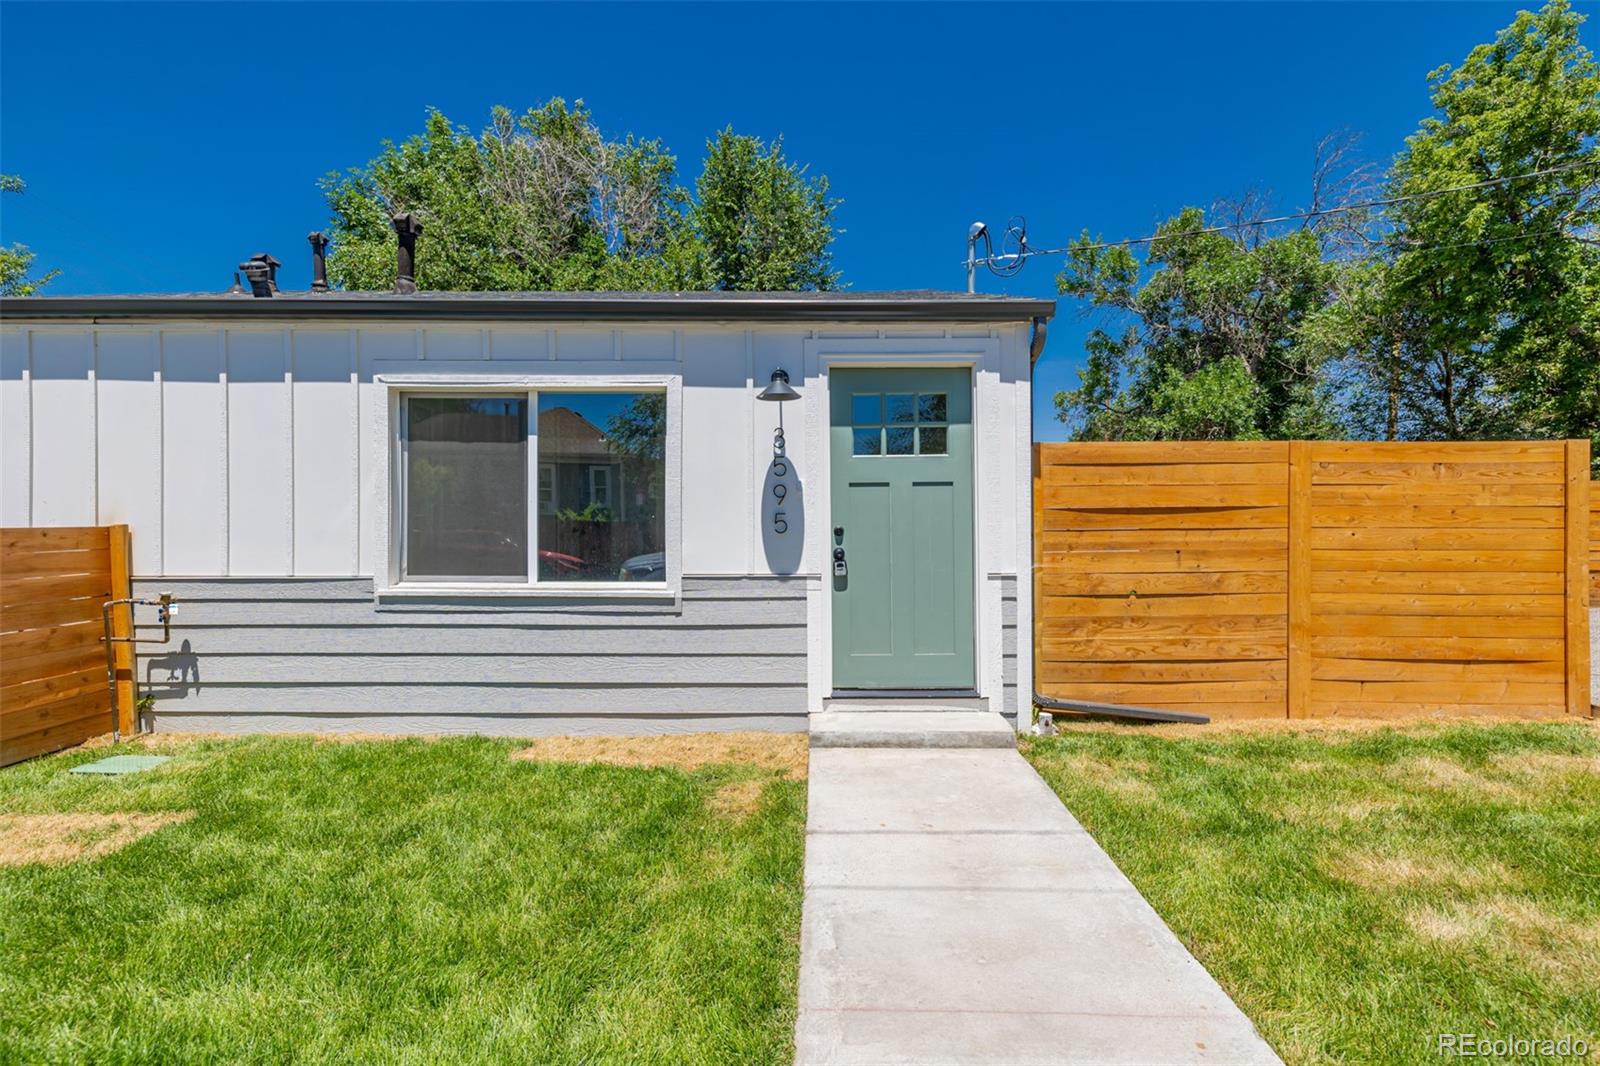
[108, 524, 136, 735]
[1031, 443, 1042, 726]
[1287, 441, 1311, 719]
[1565, 440, 1592, 717]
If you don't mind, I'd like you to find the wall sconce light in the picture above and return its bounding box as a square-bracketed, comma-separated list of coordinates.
[757, 368, 800, 402]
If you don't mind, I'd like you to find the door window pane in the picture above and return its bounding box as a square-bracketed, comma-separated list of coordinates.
[853, 429, 882, 456]
[919, 427, 947, 455]
[917, 394, 947, 423]
[405, 396, 527, 579]
[851, 394, 881, 426]
[885, 394, 916, 424]
[538, 393, 665, 582]
[886, 427, 915, 455]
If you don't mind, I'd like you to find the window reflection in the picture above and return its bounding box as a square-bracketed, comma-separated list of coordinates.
[537, 393, 666, 582]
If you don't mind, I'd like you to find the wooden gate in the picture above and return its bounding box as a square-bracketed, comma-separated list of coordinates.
[1034, 441, 1593, 719]
[1, 526, 134, 766]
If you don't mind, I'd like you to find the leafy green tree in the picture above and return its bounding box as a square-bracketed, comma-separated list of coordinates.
[322, 103, 839, 293]
[0, 176, 60, 296]
[323, 102, 701, 292]
[1305, 258, 1500, 442]
[692, 129, 840, 291]
[1053, 208, 1343, 441]
[1378, 0, 1599, 450]
[1054, 0, 1599, 465]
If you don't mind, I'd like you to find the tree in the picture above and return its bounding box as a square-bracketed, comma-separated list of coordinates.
[1053, 205, 1344, 441]
[1053, 0, 1600, 465]
[692, 129, 840, 291]
[322, 102, 840, 293]
[0, 176, 60, 296]
[1377, 0, 1599, 448]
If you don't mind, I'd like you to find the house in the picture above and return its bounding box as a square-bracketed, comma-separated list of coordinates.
[0, 285, 1052, 736]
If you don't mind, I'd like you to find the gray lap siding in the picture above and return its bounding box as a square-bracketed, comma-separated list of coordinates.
[1000, 575, 1019, 722]
[134, 576, 809, 734]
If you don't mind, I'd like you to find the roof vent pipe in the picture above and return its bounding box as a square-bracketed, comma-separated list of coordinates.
[308, 232, 330, 293]
[392, 212, 422, 294]
[259, 252, 281, 292]
[238, 254, 280, 298]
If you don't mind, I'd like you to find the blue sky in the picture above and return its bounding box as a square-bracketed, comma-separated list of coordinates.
[1, 2, 1575, 439]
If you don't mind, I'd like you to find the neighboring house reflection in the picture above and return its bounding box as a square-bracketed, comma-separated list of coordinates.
[538, 406, 629, 519]
[538, 401, 665, 580]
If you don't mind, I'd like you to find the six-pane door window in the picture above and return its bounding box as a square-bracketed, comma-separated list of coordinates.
[851, 392, 948, 456]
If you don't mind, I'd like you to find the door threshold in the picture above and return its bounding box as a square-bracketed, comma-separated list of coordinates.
[823, 691, 989, 714]
[830, 689, 981, 699]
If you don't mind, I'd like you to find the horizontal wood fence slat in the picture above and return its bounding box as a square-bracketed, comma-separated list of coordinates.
[0, 525, 130, 766]
[1034, 441, 1593, 720]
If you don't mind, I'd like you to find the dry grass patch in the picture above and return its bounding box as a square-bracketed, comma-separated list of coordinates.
[514, 732, 808, 778]
[1061, 753, 1160, 801]
[1407, 896, 1600, 987]
[0, 811, 193, 867]
[1391, 755, 1518, 798]
[1333, 849, 1518, 892]
[708, 779, 767, 822]
[1488, 751, 1600, 778]
[1278, 797, 1399, 829]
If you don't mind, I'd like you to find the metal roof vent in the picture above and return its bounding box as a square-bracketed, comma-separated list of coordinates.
[308, 232, 330, 293]
[238, 253, 280, 298]
[392, 212, 422, 294]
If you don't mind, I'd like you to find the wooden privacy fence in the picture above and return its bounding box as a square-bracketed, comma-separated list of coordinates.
[1034, 441, 1592, 719]
[1591, 482, 1599, 599]
[1, 526, 133, 766]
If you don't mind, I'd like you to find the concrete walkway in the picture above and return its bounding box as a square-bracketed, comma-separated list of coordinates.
[795, 746, 1281, 1065]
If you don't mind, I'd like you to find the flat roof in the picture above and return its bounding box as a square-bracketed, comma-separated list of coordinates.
[0, 289, 1056, 324]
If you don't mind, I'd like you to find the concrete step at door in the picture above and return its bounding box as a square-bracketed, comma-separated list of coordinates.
[809, 710, 1015, 749]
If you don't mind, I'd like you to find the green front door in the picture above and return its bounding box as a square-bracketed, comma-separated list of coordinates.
[829, 367, 975, 690]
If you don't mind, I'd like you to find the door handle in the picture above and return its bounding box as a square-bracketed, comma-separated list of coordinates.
[832, 546, 847, 577]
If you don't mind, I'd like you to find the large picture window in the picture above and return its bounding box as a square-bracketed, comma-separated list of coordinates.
[399, 390, 666, 587]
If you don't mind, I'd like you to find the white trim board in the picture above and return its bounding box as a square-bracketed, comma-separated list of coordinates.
[370, 367, 683, 603]
[800, 333, 1003, 714]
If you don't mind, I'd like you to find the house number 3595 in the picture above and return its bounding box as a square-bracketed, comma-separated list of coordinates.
[771, 427, 789, 535]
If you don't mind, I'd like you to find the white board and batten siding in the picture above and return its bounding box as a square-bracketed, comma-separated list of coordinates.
[0, 320, 1033, 734]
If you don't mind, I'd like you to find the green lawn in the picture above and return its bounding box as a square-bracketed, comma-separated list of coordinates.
[1023, 720, 1600, 1065]
[0, 735, 805, 1065]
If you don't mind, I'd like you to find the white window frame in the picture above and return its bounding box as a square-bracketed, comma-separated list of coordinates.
[373, 367, 681, 602]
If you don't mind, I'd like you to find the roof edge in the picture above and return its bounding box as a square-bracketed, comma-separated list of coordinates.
[0, 292, 1057, 324]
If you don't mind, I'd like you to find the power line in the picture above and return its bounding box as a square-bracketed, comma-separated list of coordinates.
[969, 158, 1600, 269]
